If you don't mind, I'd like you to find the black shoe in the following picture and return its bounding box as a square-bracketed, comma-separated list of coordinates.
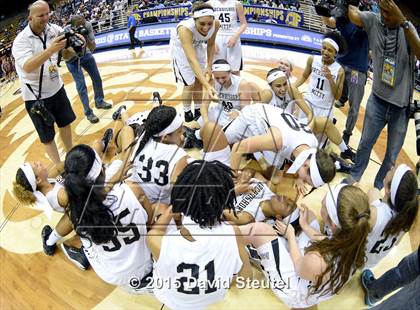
[41, 225, 56, 256]
[183, 126, 203, 149]
[184, 110, 194, 122]
[361, 269, 380, 306]
[128, 46, 135, 50]
[335, 101, 345, 108]
[95, 101, 112, 109]
[341, 147, 356, 162]
[193, 108, 201, 121]
[60, 243, 90, 270]
[86, 112, 99, 124]
[30, 101, 55, 126]
[331, 153, 354, 174]
[112, 105, 127, 120]
[102, 128, 114, 152]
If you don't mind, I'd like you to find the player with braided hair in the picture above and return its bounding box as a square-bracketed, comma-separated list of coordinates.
[147, 160, 252, 310]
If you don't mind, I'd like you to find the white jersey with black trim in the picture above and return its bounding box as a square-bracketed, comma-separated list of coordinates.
[45, 178, 65, 213]
[230, 104, 318, 160]
[131, 140, 187, 204]
[214, 74, 243, 126]
[81, 183, 152, 287]
[170, 17, 215, 56]
[209, 0, 239, 35]
[305, 56, 342, 109]
[364, 199, 404, 269]
[235, 178, 275, 222]
[153, 221, 243, 310]
[267, 88, 294, 114]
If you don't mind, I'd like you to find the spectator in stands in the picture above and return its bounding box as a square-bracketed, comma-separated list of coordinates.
[249, 13, 260, 22]
[127, 9, 142, 50]
[265, 14, 278, 24]
[319, 9, 369, 149]
[347, 0, 420, 189]
[12, 0, 76, 164]
[62, 15, 112, 124]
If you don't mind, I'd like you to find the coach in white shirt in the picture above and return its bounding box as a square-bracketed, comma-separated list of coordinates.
[12, 0, 77, 164]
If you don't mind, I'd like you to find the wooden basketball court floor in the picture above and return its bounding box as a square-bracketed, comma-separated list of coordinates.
[0, 44, 418, 309]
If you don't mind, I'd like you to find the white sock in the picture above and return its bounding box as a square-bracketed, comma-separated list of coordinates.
[46, 229, 63, 246]
[195, 129, 201, 140]
[338, 141, 348, 152]
[183, 106, 191, 112]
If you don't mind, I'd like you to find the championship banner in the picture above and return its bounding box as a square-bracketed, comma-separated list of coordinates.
[133, 5, 191, 23]
[243, 5, 304, 27]
[132, 5, 304, 28]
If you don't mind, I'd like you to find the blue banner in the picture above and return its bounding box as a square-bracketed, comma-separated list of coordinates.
[243, 5, 304, 27]
[94, 22, 323, 51]
[130, 5, 304, 28]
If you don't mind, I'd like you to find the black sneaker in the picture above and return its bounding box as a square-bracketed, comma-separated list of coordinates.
[335, 101, 345, 108]
[183, 126, 203, 149]
[129, 271, 154, 294]
[184, 110, 194, 122]
[41, 225, 56, 256]
[30, 101, 55, 126]
[102, 128, 114, 152]
[60, 243, 90, 270]
[193, 108, 201, 121]
[95, 101, 112, 109]
[86, 112, 99, 124]
[341, 147, 356, 162]
[112, 105, 127, 120]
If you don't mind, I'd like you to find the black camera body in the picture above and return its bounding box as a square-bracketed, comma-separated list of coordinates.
[61, 26, 85, 57]
[75, 25, 89, 37]
[314, 0, 360, 23]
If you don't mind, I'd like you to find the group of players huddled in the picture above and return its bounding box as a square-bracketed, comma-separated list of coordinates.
[12, 1, 418, 309]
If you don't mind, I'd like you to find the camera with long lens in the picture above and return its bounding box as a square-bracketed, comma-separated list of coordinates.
[75, 25, 89, 37]
[61, 26, 85, 57]
[314, 0, 360, 24]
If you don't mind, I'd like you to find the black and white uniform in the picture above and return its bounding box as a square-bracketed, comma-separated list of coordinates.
[199, 74, 243, 128]
[256, 220, 330, 308]
[131, 140, 188, 204]
[302, 56, 342, 121]
[235, 178, 275, 221]
[209, 0, 243, 71]
[45, 178, 65, 213]
[81, 183, 152, 287]
[225, 104, 318, 167]
[267, 88, 295, 115]
[364, 199, 404, 269]
[170, 18, 216, 86]
[153, 218, 243, 310]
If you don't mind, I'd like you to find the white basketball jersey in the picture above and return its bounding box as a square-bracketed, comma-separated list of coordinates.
[171, 18, 216, 50]
[235, 178, 275, 222]
[209, 0, 239, 35]
[46, 179, 65, 213]
[214, 74, 242, 126]
[364, 200, 404, 269]
[267, 88, 295, 115]
[305, 56, 342, 108]
[240, 104, 318, 160]
[153, 221, 243, 310]
[132, 140, 187, 204]
[81, 183, 152, 286]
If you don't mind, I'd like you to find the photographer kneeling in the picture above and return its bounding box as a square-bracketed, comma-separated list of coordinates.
[62, 15, 112, 123]
[12, 0, 77, 164]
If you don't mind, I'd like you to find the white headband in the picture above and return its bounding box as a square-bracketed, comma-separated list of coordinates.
[267, 70, 286, 84]
[323, 38, 339, 52]
[155, 112, 184, 137]
[20, 163, 53, 219]
[287, 148, 325, 188]
[325, 184, 347, 228]
[86, 149, 103, 182]
[20, 163, 37, 192]
[212, 63, 231, 72]
[193, 8, 214, 18]
[390, 164, 411, 206]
